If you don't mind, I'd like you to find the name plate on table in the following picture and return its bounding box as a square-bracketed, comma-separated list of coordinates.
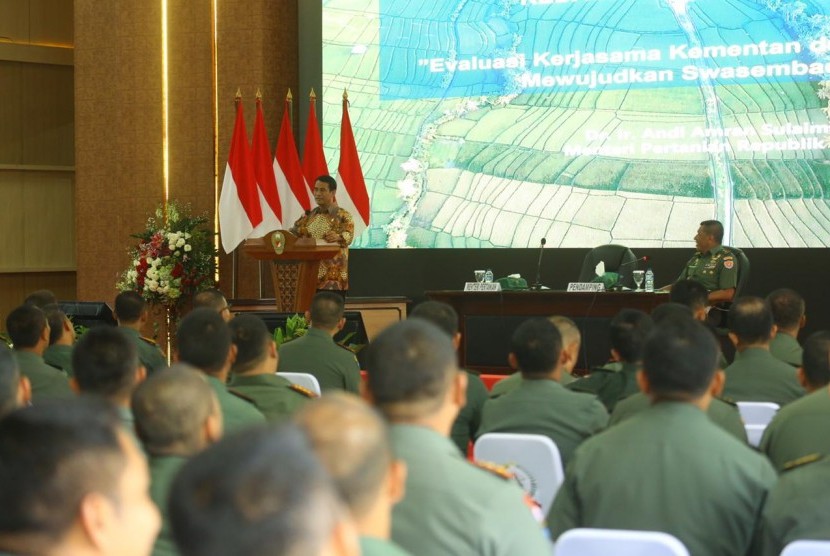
[566, 282, 605, 292]
[464, 282, 502, 292]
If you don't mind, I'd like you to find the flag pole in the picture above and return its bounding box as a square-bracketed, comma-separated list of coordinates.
[230, 89, 242, 300]
[255, 88, 264, 300]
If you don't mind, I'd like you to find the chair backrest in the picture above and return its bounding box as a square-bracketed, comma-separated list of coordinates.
[473, 432, 564, 515]
[578, 244, 637, 287]
[725, 245, 750, 298]
[277, 372, 322, 396]
[555, 528, 690, 556]
[736, 401, 780, 448]
[781, 540, 830, 556]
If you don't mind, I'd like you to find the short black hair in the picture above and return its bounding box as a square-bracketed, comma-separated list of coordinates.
[651, 303, 695, 325]
[0, 398, 125, 546]
[169, 424, 341, 556]
[609, 309, 653, 363]
[511, 318, 562, 378]
[23, 290, 57, 309]
[192, 288, 228, 313]
[114, 291, 146, 323]
[42, 304, 68, 346]
[365, 319, 457, 419]
[176, 308, 231, 375]
[309, 291, 344, 329]
[700, 220, 724, 243]
[766, 288, 805, 330]
[72, 327, 140, 400]
[410, 300, 459, 338]
[670, 279, 709, 311]
[228, 315, 271, 374]
[6, 305, 47, 349]
[728, 297, 774, 345]
[0, 346, 20, 418]
[802, 331, 830, 388]
[643, 317, 719, 398]
[315, 175, 337, 192]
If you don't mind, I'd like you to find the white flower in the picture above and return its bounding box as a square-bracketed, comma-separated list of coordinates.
[184, 244, 192, 252]
[184, 233, 191, 239]
[146, 256, 154, 265]
[146, 268, 158, 280]
[176, 238, 185, 247]
[134, 259, 141, 268]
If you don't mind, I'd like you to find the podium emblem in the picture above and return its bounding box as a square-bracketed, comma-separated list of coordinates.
[271, 231, 285, 255]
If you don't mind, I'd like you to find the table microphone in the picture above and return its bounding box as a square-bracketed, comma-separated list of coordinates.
[531, 238, 547, 290]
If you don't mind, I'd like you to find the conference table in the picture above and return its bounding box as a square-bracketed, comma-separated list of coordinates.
[426, 290, 669, 373]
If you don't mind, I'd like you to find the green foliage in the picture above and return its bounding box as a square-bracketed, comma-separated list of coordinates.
[273, 314, 309, 348]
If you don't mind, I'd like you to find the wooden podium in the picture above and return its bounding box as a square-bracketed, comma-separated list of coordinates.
[242, 231, 340, 312]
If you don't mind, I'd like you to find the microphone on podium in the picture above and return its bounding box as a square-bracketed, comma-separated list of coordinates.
[531, 238, 547, 290]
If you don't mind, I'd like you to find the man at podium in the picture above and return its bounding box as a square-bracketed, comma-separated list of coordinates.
[290, 175, 354, 293]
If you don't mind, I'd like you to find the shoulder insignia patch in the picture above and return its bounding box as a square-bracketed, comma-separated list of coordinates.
[289, 383, 318, 398]
[723, 258, 735, 270]
[473, 460, 514, 481]
[228, 388, 257, 405]
[783, 453, 822, 472]
[140, 336, 158, 346]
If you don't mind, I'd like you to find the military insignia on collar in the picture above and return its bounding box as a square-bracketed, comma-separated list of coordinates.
[723, 258, 734, 270]
[289, 384, 318, 398]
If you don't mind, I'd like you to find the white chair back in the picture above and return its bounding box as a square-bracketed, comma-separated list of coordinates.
[736, 401, 780, 447]
[278, 372, 322, 396]
[473, 432, 564, 515]
[554, 528, 690, 556]
[781, 540, 830, 556]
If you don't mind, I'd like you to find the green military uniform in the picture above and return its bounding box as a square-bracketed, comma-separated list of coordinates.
[477, 378, 608, 469]
[677, 244, 738, 292]
[769, 333, 802, 367]
[550, 402, 776, 556]
[489, 369, 576, 398]
[723, 347, 804, 406]
[389, 424, 550, 555]
[760, 388, 830, 472]
[227, 373, 313, 422]
[121, 327, 168, 374]
[43, 344, 74, 377]
[609, 392, 748, 442]
[359, 537, 412, 556]
[567, 361, 640, 412]
[204, 375, 265, 432]
[277, 328, 361, 393]
[148, 455, 186, 556]
[450, 371, 488, 454]
[13, 350, 73, 402]
[755, 455, 830, 556]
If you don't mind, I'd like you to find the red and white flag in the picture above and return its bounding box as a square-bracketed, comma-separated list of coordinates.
[302, 89, 329, 192]
[219, 98, 262, 254]
[335, 91, 370, 237]
[249, 96, 282, 238]
[274, 97, 311, 227]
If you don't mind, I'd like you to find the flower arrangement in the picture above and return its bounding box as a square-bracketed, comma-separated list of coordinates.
[118, 202, 216, 314]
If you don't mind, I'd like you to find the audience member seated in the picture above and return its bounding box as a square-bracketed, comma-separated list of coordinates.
[176, 308, 265, 432]
[277, 291, 361, 393]
[409, 300, 487, 455]
[191, 288, 233, 322]
[365, 319, 549, 554]
[722, 297, 804, 405]
[72, 326, 147, 435]
[760, 331, 830, 472]
[5, 304, 73, 401]
[296, 392, 412, 556]
[169, 424, 359, 556]
[478, 318, 608, 470]
[133, 364, 223, 556]
[23, 288, 57, 308]
[653, 299, 729, 368]
[42, 304, 76, 376]
[115, 291, 168, 375]
[0, 346, 30, 418]
[766, 288, 806, 367]
[490, 315, 582, 397]
[549, 318, 776, 555]
[228, 314, 314, 422]
[568, 309, 654, 412]
[0, 397, 160, 555]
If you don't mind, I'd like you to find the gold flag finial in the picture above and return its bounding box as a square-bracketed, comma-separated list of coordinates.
[286, 88, 293, 101]
[343, 89, 349, 101]
[256, 88, 262, 100]
[235, 88, 242, 100]
[309, 88, 317, 100]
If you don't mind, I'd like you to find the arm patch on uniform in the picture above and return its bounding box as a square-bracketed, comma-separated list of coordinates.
[723, 258, 735, 269]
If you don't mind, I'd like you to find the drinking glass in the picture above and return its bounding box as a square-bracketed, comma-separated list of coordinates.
[632, 270, 645, 291]
[474, 270, 486, 283]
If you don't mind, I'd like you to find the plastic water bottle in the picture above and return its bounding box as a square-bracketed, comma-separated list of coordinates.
[644, 267, 655, 293]
[484, 269, 494, 283]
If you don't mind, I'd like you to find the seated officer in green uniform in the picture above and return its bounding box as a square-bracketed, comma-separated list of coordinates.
[490, 315, 582, 398]
[115, 291, 168, 375]
[409, 300, 488, 455]
[365, 319, 550, 555]
[478, 318, 608, 469]
[766, 288, 806, 367]
[42, 304, 75, 377]
[5, 304, 73, 402]
[133, 365, 223, 556]
[228, 315, 314, 422]
[169, 425, 360, 556]
[192, 288, 234, 323]
[277, 291, 361, 393]
[0, 346, 30, 419]
[0, 397, 161, 556]
[723, 297, 804, 406]
[568, 309, 653, 412]
[176, 308, 265, 433]
[549, 318, 777, 556]
[760, 331, 830, 472]
[666, 220, 738, 305]
[296, 393, 412, 556]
